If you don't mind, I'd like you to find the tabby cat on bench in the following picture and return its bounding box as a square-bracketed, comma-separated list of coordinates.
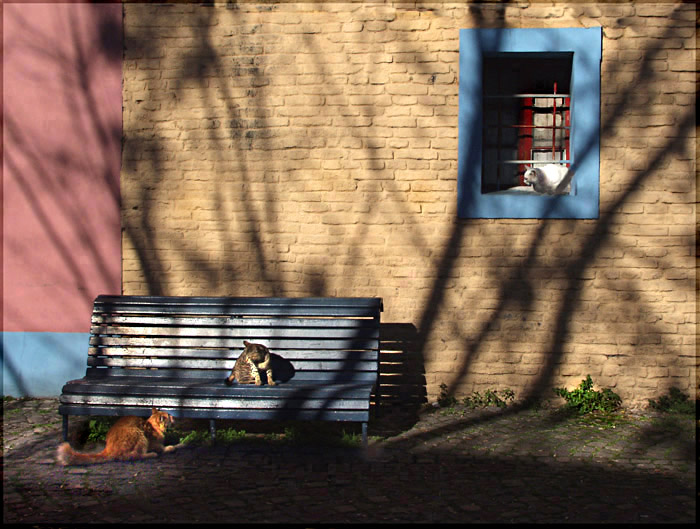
[225, 340, 276, 386]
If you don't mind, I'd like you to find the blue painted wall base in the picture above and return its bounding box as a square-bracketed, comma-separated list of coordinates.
[2, 332, 89, 397]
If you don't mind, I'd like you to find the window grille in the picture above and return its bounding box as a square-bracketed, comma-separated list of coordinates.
[481, 55, 572, 194]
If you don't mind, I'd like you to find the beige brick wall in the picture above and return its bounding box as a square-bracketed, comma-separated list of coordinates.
[122, 2, 697, 407]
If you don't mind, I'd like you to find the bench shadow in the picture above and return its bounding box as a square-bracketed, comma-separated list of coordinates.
[373, 323, 427, 436]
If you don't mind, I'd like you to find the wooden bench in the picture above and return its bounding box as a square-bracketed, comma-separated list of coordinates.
[59, 295, 383, 446]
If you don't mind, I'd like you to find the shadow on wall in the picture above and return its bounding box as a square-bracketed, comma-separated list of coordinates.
[118, 3, 695, 414]
[377, 323, 427, 424]
[413, 4, 696, 410]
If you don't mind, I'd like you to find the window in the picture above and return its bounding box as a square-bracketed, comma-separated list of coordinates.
[458, 28, 602, 219]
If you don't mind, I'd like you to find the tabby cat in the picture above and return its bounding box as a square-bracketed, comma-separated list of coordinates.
[225, 340, 276, 386]
[57, 408, 180, 466]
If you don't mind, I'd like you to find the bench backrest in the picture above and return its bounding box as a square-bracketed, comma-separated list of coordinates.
[88, 296, 383, 384]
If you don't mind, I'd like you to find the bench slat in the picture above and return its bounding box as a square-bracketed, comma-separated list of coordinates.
[79, 368, 378, 382]
[61, 378, 375, 398]
[92, 315, 378, 329]
[60, 394, 370, 411]
[95, 295, 382, 309]
[90, 324, 379, 340]
[87, 357, 379, 371]
[87, 347, 378, 360]
[90, 336, 379, 350]
[59, 404, 371, 423]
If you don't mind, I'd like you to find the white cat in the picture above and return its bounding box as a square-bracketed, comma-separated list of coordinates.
[523, 164, 573, 195]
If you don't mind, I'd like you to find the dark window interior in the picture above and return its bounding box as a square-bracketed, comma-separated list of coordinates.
[482, 53, 573, 193]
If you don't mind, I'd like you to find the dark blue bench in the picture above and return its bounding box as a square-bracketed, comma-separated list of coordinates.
[59, 295, 383, 446]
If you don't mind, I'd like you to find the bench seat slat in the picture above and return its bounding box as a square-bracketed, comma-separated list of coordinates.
[58, 404, 370, 423]
[60, 378, 375, 398]
[60, 395, 370, 411]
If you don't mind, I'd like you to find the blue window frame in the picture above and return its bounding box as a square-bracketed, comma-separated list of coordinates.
[458, 27, 602, 219]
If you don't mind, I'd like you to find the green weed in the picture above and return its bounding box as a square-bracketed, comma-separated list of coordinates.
[177, 429, 210, 446]
[86, 417, 113, 443]
[554, 375, 621, 414]
[216, 427, 248, 443]
[463, 388, 515, 409]
[437, 383, 458, 408]
[648, 387, 695, 415]
[438, 387, 516, 416]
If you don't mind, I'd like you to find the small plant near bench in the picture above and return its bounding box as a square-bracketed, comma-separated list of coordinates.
[463, 388, 515, 409]
[554, 375, 621, 415]
[167, 422, 365, 448]
[173, 427, 247, 446]
[437, 383, 458, 408]
[648, 387, 695, 415]
[86, 417, 114, 443]
[437, 383, 516, 415]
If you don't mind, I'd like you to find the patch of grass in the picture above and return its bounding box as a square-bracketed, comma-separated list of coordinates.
[438, 386, 516, 416]
[217, 427, 248, 443]
[576, 409, 631, 429]
[31, 422, 57, 430]
[339, 429, 363, 447]
[554, 375, 621, 415]
[271, 424, 363, 447]
[176, 429, 210, 446]
[463, 388, 515, 409]
[172, 427, 248, 446]
[648, 387, 695, 415]
[86, 417, 114, 443]
[174, 422, 363, 448]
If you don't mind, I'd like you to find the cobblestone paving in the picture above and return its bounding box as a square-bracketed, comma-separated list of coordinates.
[3, 398, 696, 523]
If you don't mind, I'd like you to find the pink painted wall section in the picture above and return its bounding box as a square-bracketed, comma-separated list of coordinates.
[2, 3, 122, 333]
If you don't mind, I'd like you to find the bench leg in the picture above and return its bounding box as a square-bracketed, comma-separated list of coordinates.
[62, 415, 69, 441]
[209, 419, 216, 441]
[361, 422, 368, 448]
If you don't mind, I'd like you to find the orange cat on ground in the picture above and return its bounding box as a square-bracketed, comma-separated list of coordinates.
[57, 408, 181, 466]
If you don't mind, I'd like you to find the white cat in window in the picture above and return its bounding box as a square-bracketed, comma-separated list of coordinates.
[523, 164, 573, 195]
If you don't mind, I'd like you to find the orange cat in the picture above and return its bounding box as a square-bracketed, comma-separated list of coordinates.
[57, 408, 180, 466]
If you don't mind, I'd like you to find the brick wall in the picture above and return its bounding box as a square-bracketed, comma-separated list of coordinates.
[122, 2, 696, 407]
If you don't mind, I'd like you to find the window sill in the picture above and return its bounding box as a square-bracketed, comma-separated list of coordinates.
[487, 186, 572, 196]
